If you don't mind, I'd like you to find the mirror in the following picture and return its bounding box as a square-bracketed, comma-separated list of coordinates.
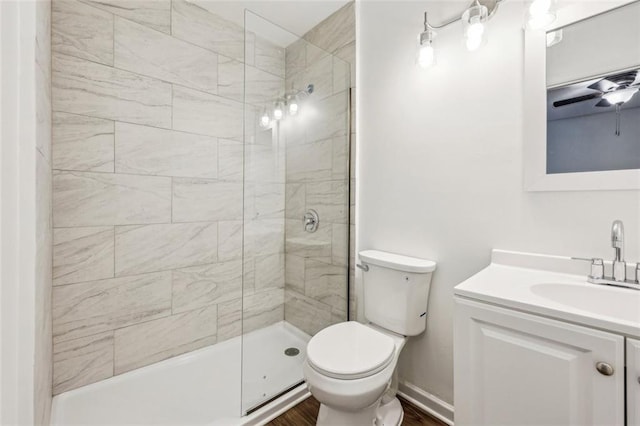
[545, 1, 640, 175]
[523, 0, 640, 191]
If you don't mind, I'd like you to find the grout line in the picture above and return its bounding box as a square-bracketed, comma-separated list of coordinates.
[51, 109, 240, 142]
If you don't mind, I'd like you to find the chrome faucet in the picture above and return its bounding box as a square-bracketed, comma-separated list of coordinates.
[611, 220, 626, 281]
[572, 220, 639, 290]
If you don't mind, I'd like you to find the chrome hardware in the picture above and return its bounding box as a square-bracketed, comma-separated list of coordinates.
[303, 209, 319, 233]
[611, 220, 626, 282]
[571, 257, 604, 280]
[595, 362, 614, 376]
[356, 263, 369, 272]
[572, 220, 640, 291]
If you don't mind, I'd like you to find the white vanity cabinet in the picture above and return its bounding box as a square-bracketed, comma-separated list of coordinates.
[629, 338, 640, 426]
[454, 297, 626, 426]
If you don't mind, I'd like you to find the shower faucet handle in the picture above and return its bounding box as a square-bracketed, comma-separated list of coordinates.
[303, 209, 319, 233]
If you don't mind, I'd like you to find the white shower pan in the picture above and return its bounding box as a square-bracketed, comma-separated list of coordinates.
[51, 321, 310, 426]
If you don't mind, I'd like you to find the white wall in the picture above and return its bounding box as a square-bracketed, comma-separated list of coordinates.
[1, 1, 52, 424]
[357, 0, 640, 408]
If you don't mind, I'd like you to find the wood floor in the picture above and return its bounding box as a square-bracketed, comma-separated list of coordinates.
[267, 396, 447, 426]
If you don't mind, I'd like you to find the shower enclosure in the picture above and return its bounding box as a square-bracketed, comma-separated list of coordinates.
[240, 11, 351, 414]
[49, 3, 351, 424]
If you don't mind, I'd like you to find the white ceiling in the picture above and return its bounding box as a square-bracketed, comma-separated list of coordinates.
[189, 0, 351, 47]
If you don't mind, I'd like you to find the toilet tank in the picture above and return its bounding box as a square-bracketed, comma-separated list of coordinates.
[359, 250, 436, 336]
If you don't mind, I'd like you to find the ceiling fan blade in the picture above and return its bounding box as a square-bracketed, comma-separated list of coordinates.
[595, 99, 611, 107]
[553, 93, 601, 107]
[587, 79, 618, 92]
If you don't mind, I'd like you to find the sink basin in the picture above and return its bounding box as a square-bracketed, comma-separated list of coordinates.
[531, 283, 640, 323]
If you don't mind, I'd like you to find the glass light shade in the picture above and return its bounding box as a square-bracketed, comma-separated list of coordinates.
[417, 43, 436, 68]
[417, 27, 437, 69]
[288, 99, 299, 116]
[462, 4, 488, 52]
[273, 102, 284, 120]
[603, 88, 639, 105]
[259, 111, 271, 128]
[526, 0, 556, 29]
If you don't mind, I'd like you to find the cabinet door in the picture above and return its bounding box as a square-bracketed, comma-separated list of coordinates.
[629, 338, 640, 426]
[454, 297, 625, 426]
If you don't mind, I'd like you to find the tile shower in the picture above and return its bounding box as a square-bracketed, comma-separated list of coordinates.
[50, 0, 355, 422]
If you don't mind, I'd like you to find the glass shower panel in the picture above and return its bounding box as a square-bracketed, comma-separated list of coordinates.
[241, 10, 351, 414]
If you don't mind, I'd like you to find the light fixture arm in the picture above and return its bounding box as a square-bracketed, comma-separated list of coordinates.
[425, 0, 504, 30]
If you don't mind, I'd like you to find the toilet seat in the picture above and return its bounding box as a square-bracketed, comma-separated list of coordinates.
[307, 322, 396, 380]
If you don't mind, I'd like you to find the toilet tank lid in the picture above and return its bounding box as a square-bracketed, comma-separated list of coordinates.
[359, 250, 436, 273]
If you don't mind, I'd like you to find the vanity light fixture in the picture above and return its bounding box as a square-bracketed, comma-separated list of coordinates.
[417, 12, 437, 68]
[526, 0, 557, 30]
[417, 0, 502, 68]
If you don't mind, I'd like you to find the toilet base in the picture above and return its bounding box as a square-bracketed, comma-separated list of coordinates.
[317, 401, 380, 426]
[314, 397, 404, 426]
[375, 397, 404, 426]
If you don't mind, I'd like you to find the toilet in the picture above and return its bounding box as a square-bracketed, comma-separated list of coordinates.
[303, 250, 437, 426]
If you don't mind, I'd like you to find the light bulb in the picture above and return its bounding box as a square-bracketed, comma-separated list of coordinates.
[260, 111, 270, 128]
[273, 102, 284, 120]
[465, 22, 485, 51]
[529, 0, 551, 16]
[603, 88, 638, 105]
[288, 100, 299, 116]
[417, 13, 437, 70]
[461, 4, 488, 52]
[526, 0, 556, 29]
[418, 44, 435, 68]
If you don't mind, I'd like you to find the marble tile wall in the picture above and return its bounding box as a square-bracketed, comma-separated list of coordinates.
[283, 2, 355, 335]
[51, 0, 286, 394]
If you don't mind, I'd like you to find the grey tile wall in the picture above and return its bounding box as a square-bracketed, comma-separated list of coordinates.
[52, 0, 286, 394]
[283, 2, 356, 335]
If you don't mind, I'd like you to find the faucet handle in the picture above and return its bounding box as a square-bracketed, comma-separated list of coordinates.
[571, 257, 605, 280]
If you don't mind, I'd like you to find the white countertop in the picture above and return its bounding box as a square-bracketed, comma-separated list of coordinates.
[454, 250, 640, 339]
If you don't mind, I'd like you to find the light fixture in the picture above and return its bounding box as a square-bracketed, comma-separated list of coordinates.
[417, 12, 437, 68]
[259, 110, 271, 128]
[526, 0, 557, 30]
[603, 88, 639, 106]
[461, 1, 488, 52]
[288, 95, 299, 116]
[273, 101, 284, 121]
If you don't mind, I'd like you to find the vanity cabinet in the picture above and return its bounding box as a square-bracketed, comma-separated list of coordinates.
[629, 338, 640, 426]
[454, 297, 626, 426]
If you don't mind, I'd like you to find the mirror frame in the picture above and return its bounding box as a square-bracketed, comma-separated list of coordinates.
[523, 0, 640, 191]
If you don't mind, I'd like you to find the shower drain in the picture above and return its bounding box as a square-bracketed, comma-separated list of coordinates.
[284, 347, 300, 356]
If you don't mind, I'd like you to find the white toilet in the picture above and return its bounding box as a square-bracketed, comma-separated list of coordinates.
[303, 250, 436, 426]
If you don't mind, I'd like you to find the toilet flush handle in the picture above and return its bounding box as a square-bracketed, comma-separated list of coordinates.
[356, 263, 369, 272]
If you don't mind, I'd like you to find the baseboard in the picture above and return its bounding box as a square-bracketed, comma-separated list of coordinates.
[242, 382, 310, 426]
[398, 381, 454, 426]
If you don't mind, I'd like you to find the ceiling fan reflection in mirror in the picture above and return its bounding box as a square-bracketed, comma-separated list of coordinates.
[552, 69, 640, 136]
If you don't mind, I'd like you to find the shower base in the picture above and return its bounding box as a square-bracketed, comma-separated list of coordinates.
[51, 321, 310, 425]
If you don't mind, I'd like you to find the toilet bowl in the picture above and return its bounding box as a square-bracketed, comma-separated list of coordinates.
[303, 250, 437, 426]
[303, 322, 406, 425]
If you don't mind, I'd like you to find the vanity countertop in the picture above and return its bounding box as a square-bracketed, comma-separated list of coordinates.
[454, 250, 640, 338]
